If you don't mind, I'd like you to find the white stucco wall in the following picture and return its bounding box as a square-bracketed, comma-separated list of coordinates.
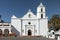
[11, 17, 48, 37]
[40, 18, 48, 37]
[21, 19, 38, 36]
[57, 36, 60, 40]
[11, 18, 21, 36]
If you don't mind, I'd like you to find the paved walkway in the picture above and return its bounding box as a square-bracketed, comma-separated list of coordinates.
[0, 36, 56, 40]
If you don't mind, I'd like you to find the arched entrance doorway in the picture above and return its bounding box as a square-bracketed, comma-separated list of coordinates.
[4, 29, 9, 36]
[28, 30, 32, 36]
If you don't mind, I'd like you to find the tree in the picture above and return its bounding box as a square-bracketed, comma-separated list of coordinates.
[0, 15, 4, 23]
[48, 14, 60, 31]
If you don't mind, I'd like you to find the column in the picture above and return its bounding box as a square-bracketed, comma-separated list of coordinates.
[9, 29, 12, 34]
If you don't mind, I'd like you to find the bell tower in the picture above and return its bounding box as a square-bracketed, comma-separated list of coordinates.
[37, 3, 48, 37]
[37, 3, 46, 18]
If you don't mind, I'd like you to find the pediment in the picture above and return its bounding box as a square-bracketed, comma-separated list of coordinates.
[11, 15, 17, 18]
[22, 9, 37, 19]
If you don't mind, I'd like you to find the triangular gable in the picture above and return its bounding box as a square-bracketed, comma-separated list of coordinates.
[11, 15, 17, 18]
[22, 9, 37, 19]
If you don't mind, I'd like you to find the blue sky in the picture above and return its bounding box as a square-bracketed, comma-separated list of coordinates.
[0, 0, 60, 22]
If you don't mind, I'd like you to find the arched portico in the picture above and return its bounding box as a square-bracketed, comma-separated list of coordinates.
[0, 29, 2, 35]
[4, 29, 9, 36]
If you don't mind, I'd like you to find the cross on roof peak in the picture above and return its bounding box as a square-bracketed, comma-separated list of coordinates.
[28, 9, 31, 12]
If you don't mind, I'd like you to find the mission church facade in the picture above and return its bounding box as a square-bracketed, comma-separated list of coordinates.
[0, 3, 48, 37]
[11, 3, 48, 37]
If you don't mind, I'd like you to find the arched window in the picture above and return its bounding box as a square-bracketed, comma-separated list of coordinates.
[41, 8, 43, 12]
[41, 14, 43, 18]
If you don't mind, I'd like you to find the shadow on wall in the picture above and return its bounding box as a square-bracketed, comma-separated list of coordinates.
[11, 25, 20, 36]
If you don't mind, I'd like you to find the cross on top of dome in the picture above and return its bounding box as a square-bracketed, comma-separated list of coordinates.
[28, 9, 31, 12]
[39, 3, 44, 7]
